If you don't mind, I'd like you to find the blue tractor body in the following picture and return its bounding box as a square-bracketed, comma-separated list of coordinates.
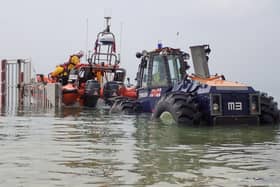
[111, 45, 279, 125]
[196, 85, 260, 124]
[136, 78, 261, 125]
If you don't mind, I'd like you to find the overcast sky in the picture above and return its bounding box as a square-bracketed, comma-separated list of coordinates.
[1, 0, 280, 101]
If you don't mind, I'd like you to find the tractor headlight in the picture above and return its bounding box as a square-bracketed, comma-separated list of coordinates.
[250, 94, 260, 115]
[211, 94, 222, 116]
[213, 103, 219, 111]
[251, 103, 257, 112]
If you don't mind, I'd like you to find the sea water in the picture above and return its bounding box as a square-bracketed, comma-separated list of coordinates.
[0, 107, 280, 186]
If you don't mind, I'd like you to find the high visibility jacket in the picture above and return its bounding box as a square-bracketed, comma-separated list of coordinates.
[51, 55, 81, 77]
[68, 55, 80, 69]
[96, 71, 102, 84]
[51, 65, 66, 77]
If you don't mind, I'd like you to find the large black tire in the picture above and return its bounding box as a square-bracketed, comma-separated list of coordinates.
[110, 97, 141, 114]
[153, 91, 202, 125]
[260, 93, 280, 124]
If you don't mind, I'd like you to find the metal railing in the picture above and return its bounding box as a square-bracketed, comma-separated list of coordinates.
[0, 59, 31, 110]
[0, 59, 62, 112]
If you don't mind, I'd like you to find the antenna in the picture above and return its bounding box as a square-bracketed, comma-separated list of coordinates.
[119, 22, 123, 63]
[175, 31, 180, 48]
[104, 16, 111, 32]
[85, 18, 89, 62]
[104, 8, 112, 32]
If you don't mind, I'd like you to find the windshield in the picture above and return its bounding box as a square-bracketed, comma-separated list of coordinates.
[151, 55, 168, 87]
[167, 55, 182, 85]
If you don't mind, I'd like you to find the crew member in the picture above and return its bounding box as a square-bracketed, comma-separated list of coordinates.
[51, 50, 84, 85]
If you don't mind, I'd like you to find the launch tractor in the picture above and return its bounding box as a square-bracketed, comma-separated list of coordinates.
[110, 44, 280, 125]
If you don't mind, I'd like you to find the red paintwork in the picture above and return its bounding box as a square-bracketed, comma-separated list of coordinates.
[61, 82, 137, 106]
[62, 83, 79, 106]
[119, 86, 137, 98]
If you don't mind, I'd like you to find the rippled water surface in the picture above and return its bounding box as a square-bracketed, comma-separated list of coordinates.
[1, 107, 280, 186]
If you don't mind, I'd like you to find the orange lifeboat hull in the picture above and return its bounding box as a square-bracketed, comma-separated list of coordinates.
[62, 84, 79, 106]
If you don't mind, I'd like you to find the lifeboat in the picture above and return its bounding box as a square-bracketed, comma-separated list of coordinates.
[60, 17, 130, 107]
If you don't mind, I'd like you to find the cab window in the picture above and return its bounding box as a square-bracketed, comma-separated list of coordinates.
[167, 55, 182, 85]
[151, 55, 168, 87]
[142, 65, 148, 88]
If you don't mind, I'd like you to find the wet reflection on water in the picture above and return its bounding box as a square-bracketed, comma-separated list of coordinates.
[133, 117, 280, 186]
[0, 107, 280, 186]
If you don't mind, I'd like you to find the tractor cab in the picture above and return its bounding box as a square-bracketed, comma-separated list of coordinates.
[135, 46, 190, 112]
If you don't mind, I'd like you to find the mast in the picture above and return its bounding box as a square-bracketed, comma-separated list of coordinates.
[119, 22, 123, 63]
[104, 16, 111, 33]
[85, 18, 89, 63]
